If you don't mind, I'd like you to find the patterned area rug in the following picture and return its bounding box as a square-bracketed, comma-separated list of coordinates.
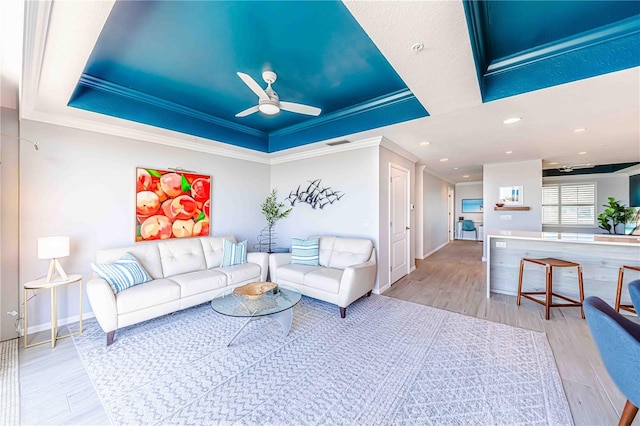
[0, 338, 19, 426]
[73, 295, 573, 425]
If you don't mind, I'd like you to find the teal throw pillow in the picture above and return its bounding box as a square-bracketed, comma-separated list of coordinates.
[91, 252, 152, 293]
[291, 237, 320, 266]
[221, 239, 247, 267]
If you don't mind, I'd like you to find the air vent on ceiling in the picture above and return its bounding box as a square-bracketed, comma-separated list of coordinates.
[326, 140, 351, 147]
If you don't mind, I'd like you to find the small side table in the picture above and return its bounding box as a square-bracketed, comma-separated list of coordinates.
[23, 274, 83, 348]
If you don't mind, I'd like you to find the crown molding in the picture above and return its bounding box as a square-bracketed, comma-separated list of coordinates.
[269, 136, 382, 165]
[380, 136, 418, 163]
[420, 166, 457, 186]
[455, 180, 483, 186]
[21, 109, 272, 164]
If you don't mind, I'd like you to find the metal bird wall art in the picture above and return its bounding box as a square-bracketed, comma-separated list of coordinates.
[286, 179, 344, 209]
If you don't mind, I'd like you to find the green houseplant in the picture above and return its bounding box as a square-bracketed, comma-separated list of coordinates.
[257, 189, 292, 252]
[597, 197, 635, 235]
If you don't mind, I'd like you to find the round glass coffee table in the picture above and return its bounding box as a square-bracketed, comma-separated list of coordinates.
[211, 283, 301, 346]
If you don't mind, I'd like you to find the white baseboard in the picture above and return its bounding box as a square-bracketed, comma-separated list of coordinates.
[482, 256, 487, 262]
[421, 241, 449, 259]
[410, 265, 416, 273]
[377, 282, 392, 294]
[25, 312, 95, 336]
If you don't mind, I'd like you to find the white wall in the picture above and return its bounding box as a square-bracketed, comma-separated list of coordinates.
[20, 120, 270, 329]
[422, 170, 452, 257]
[455, 181, 483, 223]
[483, 159, 543, 259]
[1, 107, 20, 340]
[271, 145, 380, 284]
[543, 173, 630, 234]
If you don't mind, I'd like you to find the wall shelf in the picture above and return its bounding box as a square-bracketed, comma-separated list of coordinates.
[494, 206, 530, 211]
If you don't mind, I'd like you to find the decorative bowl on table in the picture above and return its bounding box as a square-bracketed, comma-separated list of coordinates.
[232, 282, 277, 300]
[495, 203, 505, 207]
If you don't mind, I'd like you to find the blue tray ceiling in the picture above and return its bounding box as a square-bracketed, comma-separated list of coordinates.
[464, 0, 640, 102]
[69, 1, 428, 152]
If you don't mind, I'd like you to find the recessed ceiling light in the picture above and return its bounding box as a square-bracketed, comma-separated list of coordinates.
[574, 128, 586, 133]
[439, 158, 448, 162]
[503, 117, 522, 124]
[463, 175, 469, 178]
[419, 141, 430, 146]
[548, 162, 558, 165]
[505, 151, 513, 154]
[579, 151, 587, 155]
[453, 167, 459, 170]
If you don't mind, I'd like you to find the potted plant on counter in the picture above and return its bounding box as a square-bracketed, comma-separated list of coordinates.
[597, 197, 635, 235]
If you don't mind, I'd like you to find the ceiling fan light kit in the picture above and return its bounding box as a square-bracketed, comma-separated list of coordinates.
[235, 70, 321, 118]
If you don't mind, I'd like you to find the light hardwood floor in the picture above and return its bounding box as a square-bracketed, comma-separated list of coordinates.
[18, 240, 638, 425]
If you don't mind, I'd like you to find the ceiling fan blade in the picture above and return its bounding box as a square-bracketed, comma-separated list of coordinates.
[235, 105, 259, 117]
[280, 101, 321, 116]
[237, 72, 269, 100]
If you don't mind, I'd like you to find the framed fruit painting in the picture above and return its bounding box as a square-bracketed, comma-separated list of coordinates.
[136, 167, 210, 241]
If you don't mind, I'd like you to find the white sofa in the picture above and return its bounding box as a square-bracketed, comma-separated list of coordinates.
[268, 236, 377, 318]
[86, 236, 268, 345]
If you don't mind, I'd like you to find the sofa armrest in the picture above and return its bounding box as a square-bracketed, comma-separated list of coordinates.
[247, 252, 269, 282]
[268, 253, 292, 283]
[338, 257, 377, 308]
[86, 278, 118, 333]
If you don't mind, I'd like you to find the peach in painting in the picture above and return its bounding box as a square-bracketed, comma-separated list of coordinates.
[191, 178, 210, 202]
[136, 191, 160, 216]
[140, 215, 172, 240]
[170, 195, 198, 220]
[160, 173, 183, 198]
[193, 219, 209, 236]
[137, 169, 152, 192]
[172, 219, 195, 238]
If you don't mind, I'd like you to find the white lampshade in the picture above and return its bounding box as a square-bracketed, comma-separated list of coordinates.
[37, 236, 70, 259]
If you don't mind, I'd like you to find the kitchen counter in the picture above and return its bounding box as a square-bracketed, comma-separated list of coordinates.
[486, 230, 640, 308]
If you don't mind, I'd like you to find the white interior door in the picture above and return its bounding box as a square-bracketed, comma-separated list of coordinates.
[390, 164, 409, 284]
[448, 187, 455, 240]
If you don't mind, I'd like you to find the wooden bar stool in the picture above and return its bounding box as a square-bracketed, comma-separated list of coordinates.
[615, 265, 640, 314]
[517, 257, 585, 320]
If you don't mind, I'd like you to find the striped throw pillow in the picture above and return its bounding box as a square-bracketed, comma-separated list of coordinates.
[91, 252, 152, 293]
[291, 237, 320, 266]
[221, 239, 247, 267]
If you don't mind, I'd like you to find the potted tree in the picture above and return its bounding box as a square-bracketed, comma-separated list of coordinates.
[597, 197, 635, 235]
[256, 189, 292, 252]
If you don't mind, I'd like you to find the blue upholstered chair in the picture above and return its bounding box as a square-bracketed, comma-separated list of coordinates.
[629, 279, 640, 312]
[461, 220, 477, 240]
[584, 297, 640, 425]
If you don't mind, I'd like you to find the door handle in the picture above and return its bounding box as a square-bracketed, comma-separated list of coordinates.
[406, 227, 410, 230]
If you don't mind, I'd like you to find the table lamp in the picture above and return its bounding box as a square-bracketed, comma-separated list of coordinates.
[38, 236, 70, 282]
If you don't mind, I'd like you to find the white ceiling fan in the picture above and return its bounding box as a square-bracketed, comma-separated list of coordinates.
[558, 163, 595, 172]
[235, 71, 321, 117]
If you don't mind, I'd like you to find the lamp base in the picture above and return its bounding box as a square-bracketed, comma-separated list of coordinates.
[46, 258, 68, 283]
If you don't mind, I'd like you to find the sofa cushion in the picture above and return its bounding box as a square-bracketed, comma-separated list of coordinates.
[291, 237, 319, 266]
[304, 268, 343, 294]
[91, 252, 153, 293]
[158, 238, 207, 277]
[96, 243, 164, 279]
[277, 263, 321, 284]
[219, 263, 261, 285]
[169, 269, 227, 298]
[201, 236, 234, 269]
[116, 278, 181, 314]
[318, 236, 336, 267]
[221, 239, 247, 267]
[327, 238, 374, 269]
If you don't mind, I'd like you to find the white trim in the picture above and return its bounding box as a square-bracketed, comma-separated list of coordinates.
[421, 165, 456, 186]
[380, 137, 418, 163]
[421, 241, 449, 259]
[410, 265, 416, 273]
[269, 136, 382, 164]
[24, 311, 95, 336]
[377, 282, 392, 295]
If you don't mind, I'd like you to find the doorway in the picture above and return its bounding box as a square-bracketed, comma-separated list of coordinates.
[448, 187, 455, 240]
[389, 163, 410, 285]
